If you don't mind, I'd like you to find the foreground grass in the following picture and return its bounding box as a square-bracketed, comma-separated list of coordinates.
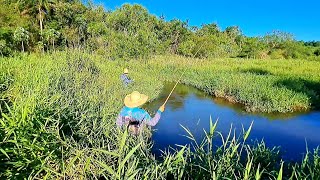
[0, 51, 320, 179]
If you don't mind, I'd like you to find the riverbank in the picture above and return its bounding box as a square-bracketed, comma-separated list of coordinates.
[1, 51, 320, 179]
[147, 82, 320, 161]
[133, 55, 320, 113]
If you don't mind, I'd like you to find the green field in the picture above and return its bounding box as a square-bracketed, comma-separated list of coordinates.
[1, 51, 320, 179]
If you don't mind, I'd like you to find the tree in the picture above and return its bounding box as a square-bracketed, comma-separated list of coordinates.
[263, 30, 294, 49]
[165, 19, 190, 54]
[35, 0, 57, 37]
[104, 4, 163, 59]
[13, 27, 29, 52]
[53, 1, 87, 49]
[305, 41, 320, 47]
[0, 0, 318, 59]
[74, 15, 87, 47]
[239, 37, 268, 59]
[198, 23, 220, 35]
[0, 0, 29, 30]
[224, 26, 242, 45]
[282, 41, 311, 59]
[314, 48, 320, 56]
[16, 0, 57, 37]
[44, 28, 60, 51]
[225, 26, 241, 37]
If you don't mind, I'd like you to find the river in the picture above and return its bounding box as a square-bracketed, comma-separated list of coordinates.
[144, 83, 320, 161]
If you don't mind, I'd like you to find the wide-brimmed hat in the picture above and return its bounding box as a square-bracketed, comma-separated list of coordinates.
[124, 91, 148, 108]
[124, 68, 129, 74]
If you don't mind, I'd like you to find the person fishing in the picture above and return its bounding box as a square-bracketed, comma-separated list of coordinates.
[117, 47, 200, 135]
[116, 91, 165, 135]
[120, 68, 133, 87]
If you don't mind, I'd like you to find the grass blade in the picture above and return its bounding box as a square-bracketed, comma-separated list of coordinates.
[118, 142, 142, 175]
[244, 121, 254, 141]
[277, 161, 284, 180]
[0, 148, 10, 159]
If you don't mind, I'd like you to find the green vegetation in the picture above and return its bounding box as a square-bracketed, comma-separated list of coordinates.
[1, 0, 320, 60]
[1, 51, 320, 179]
[1, 0, 320, 179]
[142, 55, 320, 113]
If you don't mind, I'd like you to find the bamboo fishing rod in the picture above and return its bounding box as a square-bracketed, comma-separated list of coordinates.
[162, 45, 203, 106]
[163, 72, 184, 105]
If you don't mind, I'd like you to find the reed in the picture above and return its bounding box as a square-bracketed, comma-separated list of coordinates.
[0, 51, 319, 179]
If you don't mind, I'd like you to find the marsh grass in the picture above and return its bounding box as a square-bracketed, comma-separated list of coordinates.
[0, 51, 320, 179]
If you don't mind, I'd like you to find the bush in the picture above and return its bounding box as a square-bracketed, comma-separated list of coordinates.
[314, 48, 320, 56]
[269, 49, 285, 59]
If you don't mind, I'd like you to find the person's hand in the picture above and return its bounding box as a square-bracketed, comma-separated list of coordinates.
[159, 104, 165, 112]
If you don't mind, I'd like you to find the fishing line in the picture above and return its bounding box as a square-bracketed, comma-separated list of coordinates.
[163, 44, 203, 106]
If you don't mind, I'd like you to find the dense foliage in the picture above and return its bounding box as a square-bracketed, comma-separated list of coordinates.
[0, 52, 320, 179]
[1, 0, 320, 59]
[1, 1, 320, 179]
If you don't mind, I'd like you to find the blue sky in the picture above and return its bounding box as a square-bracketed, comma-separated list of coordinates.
[92, 0, 320, 41]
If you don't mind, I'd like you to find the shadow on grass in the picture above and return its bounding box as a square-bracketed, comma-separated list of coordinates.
[0, 74, 13, 117]
[241, 68, 272, 75]
[275, 78, 320, 110]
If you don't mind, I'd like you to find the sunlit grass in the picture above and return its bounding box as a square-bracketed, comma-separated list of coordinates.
[0, 51, 320, 179]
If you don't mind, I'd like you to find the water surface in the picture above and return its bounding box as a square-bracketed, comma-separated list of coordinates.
[145, 83, 320, 161]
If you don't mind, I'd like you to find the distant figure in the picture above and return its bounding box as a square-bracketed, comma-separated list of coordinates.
[116, 91, 165, 135]
[120, 68, 133, 87]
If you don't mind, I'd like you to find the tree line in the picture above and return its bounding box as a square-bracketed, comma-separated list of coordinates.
[1, 0, 320, 59]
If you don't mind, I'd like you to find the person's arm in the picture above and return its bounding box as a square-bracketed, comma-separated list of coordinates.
[143, 104, 165, 126]
[144, 110, 162, 126]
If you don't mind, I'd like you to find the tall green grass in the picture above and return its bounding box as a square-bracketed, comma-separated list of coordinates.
[146, 55, 320, 113]
[0, 51, 320, 179]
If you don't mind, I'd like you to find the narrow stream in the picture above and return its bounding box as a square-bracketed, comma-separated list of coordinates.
[145, 83, 320, 161]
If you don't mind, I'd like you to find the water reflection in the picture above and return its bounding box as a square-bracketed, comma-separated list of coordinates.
[145, 83, 320, 161]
